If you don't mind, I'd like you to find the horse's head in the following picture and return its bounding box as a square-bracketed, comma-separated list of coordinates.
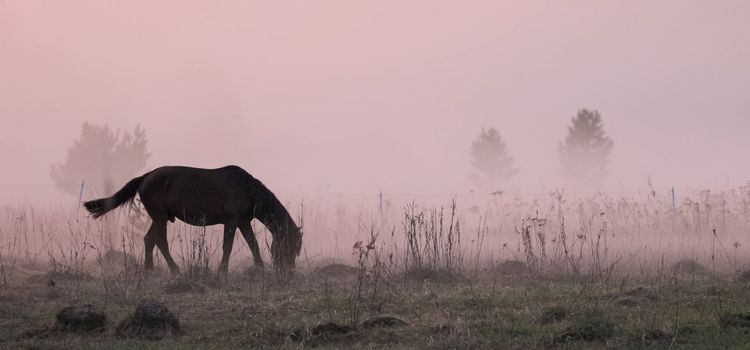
[271, 224, 303, 270]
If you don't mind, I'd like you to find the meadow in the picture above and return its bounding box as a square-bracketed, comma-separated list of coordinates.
[1, 186, 750, 349]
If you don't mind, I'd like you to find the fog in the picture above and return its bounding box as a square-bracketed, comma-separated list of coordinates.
[2, 1, 749, 204]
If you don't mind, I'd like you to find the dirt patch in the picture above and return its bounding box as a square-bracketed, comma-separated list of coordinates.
[360, 315, 407, 329]
[54, 304, 107, 333]
[314, 263, 359, 277]
[116, 300, 181, 339]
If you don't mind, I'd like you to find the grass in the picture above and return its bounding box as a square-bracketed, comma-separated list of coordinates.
[0, 262, 749, 349]
[2, 187, 750, 348]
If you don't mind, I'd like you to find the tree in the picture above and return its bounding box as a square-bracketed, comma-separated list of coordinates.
[557, 109, 614, 191]
[468, 127, 518, 190]
[51, 122, 150, 197]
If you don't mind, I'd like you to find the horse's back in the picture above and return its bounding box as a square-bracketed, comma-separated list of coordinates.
[138, 165, 255, 224]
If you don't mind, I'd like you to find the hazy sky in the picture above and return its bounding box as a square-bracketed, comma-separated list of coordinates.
[1, 1, 749, 203]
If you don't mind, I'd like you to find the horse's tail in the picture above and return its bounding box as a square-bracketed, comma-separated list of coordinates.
[83, 173, 148, 219]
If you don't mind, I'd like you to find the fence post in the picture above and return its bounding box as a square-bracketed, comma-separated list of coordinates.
[76, 181, 85, 219]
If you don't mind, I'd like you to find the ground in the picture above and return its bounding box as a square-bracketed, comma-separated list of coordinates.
[2, 261, 750, 350]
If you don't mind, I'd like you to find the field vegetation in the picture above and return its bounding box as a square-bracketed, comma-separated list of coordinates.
[2, 187, 750, 349]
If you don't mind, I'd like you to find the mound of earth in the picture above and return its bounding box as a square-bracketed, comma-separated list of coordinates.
[54, 304, 107, 333]
[310, 322, 354, 338]
[360, 315, 407, 329]
[313, 263, 359, 277]
[672, 259, 709, 275]
[613, 296, 639, 307]
[116, 300, 181, 339]
[494, 260, 529, 275]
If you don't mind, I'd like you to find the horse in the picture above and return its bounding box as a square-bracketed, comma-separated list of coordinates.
[82, 165, 303, 273]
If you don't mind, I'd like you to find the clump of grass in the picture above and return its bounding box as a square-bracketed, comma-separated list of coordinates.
[402, 200, 462, 277]
[47, 251, 93, 282]
[556, 309, 616, 342]
[536, 305, 568, 325]
[97, 234, 148, 306]
[349, 225, 391, 326]
[177, 225, 212, 281]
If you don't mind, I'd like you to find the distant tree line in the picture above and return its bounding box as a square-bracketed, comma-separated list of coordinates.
[468, 108, 614, 192]
[52, 110, 613, 200]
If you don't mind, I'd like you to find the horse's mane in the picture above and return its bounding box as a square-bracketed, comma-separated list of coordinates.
[249, 176, 302, 255]
[250, 179, 291, 228]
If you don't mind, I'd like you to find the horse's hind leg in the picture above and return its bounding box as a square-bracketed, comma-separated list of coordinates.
[144, 223, 157, 270]
[219, 224, 237, 274]
[143, 220, 166, 271]
[152, 219, 179, 274]
[239, 222, 264, 268]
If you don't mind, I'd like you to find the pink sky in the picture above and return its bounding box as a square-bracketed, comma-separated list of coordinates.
[1, 1, 749, 203]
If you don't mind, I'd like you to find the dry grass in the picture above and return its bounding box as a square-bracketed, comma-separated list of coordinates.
[1, 187, 750, 348]
[1, 266, 750, 349]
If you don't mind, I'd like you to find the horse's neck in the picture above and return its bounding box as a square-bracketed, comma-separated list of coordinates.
[256, 192, 293, 233]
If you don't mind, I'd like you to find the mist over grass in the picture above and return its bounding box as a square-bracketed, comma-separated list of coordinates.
[2, 188, 750, 348]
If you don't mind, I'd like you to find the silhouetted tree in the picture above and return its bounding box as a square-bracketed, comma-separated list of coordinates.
[557, 109, 614, 191]
[51, 122, 150, 197]
[468, 127, 518, 190]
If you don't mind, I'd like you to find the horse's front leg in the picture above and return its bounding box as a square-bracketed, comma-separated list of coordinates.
[219, 224, 237, 274]
[239, 222, 263, 268]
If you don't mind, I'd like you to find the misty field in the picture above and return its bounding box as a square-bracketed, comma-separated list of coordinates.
[2, 188, 750, 349]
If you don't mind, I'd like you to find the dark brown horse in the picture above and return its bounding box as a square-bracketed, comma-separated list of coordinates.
[83, 165, 303, 273]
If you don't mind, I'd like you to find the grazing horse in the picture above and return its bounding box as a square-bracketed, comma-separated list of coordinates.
[83, 165, 303, 273]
